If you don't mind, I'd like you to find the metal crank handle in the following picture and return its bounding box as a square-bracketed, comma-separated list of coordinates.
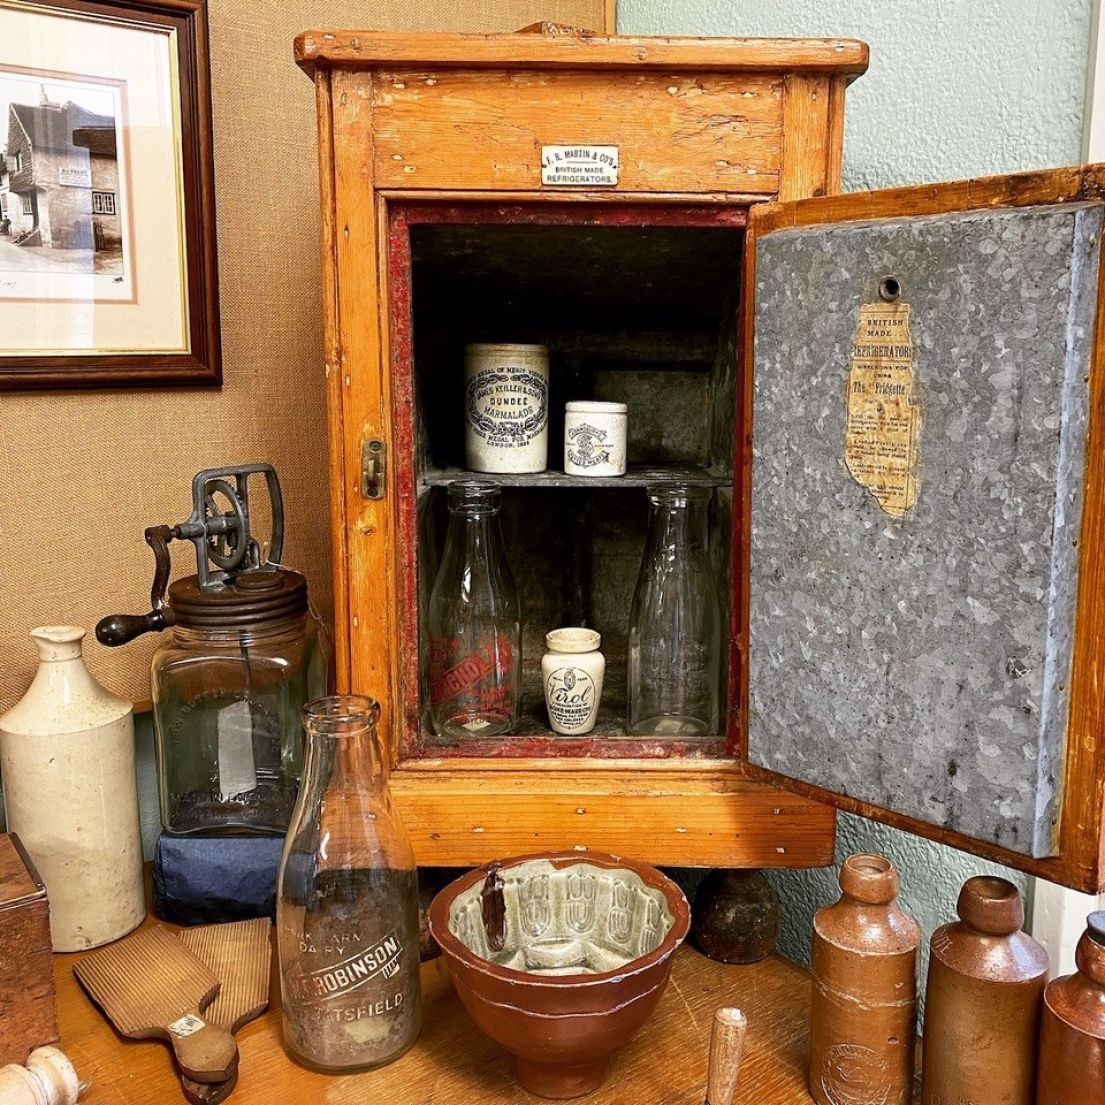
[95, 525, 176, 646]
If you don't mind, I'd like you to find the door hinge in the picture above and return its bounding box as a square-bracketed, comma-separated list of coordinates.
[361, 438, 386, 499]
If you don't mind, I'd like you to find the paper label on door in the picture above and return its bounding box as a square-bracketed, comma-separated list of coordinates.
[541, 145, 619, 186]
[844, 301, 921, 517]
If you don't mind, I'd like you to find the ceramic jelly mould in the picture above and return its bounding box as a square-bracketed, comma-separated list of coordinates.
[447, 857, 676, 975]
[429, 851, 691, 1099]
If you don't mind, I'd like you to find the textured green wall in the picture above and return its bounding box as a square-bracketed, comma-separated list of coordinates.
[620, 0, 1092, 191]
[620, 0, 1095, 974]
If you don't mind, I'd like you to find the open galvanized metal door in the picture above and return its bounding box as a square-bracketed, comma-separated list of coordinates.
[740, 167, 1105, 892]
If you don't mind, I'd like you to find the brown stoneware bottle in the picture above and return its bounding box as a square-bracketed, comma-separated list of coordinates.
[809, 854, 921, 1105]
[920, 876, 1048, 1105]
[1036, 911, 1105, 1104]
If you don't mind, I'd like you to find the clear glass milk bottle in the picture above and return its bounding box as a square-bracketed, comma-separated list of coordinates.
[427, 481, 522, 739]
[277, 696, 421, 1071]
[628, 484, 723, 736]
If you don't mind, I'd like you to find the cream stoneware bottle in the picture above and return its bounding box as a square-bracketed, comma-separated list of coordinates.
[0, 626, 145, 950]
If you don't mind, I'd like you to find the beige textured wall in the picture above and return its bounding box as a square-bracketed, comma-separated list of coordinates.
[0, 0, 606, 711]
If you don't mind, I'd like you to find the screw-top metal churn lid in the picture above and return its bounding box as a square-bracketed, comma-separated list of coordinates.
[96, 463, 306, 644]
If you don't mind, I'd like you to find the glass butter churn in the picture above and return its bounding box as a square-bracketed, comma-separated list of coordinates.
[97, 464, 328, 836]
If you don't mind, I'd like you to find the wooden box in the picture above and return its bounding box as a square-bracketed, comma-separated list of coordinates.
[0, 833, 58, 1065]
[297, 27, 1105, 892]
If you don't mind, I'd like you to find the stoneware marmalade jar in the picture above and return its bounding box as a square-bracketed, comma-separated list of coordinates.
[0, 626, 145, 951]
[465, 343, 549, 474]
[541, 628, 605, 736]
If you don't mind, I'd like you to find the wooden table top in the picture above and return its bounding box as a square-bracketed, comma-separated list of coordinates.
[54, 926, 818, 1104]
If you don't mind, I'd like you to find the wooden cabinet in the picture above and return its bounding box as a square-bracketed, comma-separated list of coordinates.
[297, 29, 1105, 892]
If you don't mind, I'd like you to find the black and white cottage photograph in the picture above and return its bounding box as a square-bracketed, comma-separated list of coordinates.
[0, 68, 127, 282]
[0, 0, 216, 385]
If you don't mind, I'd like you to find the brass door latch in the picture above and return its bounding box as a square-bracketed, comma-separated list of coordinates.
[361, 438, 386, 499]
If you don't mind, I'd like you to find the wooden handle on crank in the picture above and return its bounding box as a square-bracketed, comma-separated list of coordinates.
[706, 1007, 748, 1105]
[168, 1014, 239, 1083]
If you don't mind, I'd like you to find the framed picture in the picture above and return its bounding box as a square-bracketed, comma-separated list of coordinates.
[0, 0, 219, 388]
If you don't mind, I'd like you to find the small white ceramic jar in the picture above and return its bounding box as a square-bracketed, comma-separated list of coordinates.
[564, 401, 628, 477]
[542, 628, 605, 736]
[465, 343, 550, 473]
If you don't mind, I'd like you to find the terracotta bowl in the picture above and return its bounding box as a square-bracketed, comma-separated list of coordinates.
[428, 851, 691, 1099]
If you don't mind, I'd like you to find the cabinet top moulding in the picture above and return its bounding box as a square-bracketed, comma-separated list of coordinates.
[293, 30, 870, 78]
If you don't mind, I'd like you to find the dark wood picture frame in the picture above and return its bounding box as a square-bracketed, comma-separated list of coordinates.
[0, 0, 220, 389]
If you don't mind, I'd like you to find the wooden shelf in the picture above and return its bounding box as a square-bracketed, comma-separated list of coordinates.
[418, 667, 727, 758]
[422, 464, 730, 490]
[515, 663, 633, 736]
[54, 914, 825, 1105]
[389, 762, 835, 868]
